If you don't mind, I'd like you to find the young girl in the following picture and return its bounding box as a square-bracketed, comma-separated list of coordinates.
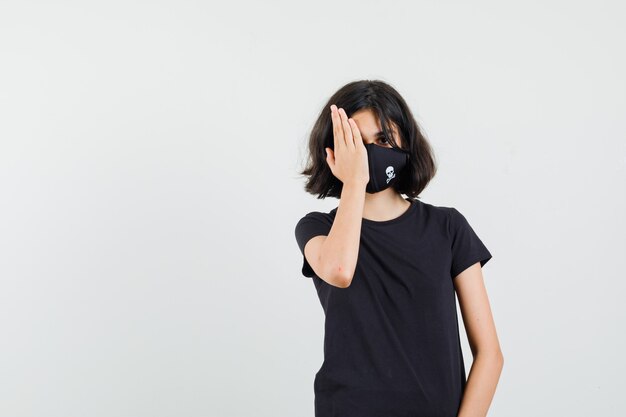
[294, 80, 503, 417]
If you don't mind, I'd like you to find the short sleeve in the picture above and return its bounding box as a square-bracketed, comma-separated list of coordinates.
[294, 212, 333, 278]
[449, 207, 493, 279]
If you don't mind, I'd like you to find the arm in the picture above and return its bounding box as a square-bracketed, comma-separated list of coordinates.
[454, 262, 504, 417]
[303, 104, 369, 288]
[303, 182, 366, 288]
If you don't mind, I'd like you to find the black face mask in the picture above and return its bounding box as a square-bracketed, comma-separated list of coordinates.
[364, 143, 410, 194]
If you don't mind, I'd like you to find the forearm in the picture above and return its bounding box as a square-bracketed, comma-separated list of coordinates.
[457, 350, 504, 417]
[320, 182, 366, 285]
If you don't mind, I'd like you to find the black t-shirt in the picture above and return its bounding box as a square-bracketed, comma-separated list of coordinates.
[294, 197, 493, 417]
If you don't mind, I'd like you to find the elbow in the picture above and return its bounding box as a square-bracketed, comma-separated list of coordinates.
[493, 346, 504, 364]
[333, 273, 353, 288]
[495, 351, 505, 375]
[488, 349, 505, 370]
[471, 346, 504, 364]
[332, 262, 355, 288]
[317, 251, 356, 288]
[322, 264, 354, 288]
[312, 237, 359, 287]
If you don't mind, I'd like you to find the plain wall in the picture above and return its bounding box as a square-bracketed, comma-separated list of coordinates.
[1, 0, 625, 416]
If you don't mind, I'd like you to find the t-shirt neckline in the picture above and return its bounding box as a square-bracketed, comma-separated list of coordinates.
[361, 197, 416, 226]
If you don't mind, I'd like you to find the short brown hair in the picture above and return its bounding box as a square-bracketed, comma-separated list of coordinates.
[299, 79, 437, 199]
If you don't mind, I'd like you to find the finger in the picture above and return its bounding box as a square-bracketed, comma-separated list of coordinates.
[339, 108, 355, 150]
[330, 104, 344, 152]
[348, 118, 365, 150]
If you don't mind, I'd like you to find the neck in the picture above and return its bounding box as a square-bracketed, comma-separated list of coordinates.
[362, 191, 410, 222]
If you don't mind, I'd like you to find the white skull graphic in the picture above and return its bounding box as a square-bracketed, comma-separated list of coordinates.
[385, 166, 396, 183]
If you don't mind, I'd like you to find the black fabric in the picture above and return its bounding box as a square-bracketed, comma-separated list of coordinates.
[293, 197, 493, 417]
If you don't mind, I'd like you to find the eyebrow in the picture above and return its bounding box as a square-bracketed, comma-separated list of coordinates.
[363, 130, 392, 140]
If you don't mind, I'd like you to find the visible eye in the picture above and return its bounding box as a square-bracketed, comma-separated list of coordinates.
[378, 136, 390, 145]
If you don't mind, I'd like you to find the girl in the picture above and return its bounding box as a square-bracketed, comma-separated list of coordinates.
[294, 80, 503, 417]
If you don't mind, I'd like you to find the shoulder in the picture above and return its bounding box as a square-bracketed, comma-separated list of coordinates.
[294, 208, 337, 253]
[419, 200, 453, 214]
[416, 199, 467, 236]
[295, 207, 336, 228]
[416, 199, 457, 220]
[294, 207, 337, 238]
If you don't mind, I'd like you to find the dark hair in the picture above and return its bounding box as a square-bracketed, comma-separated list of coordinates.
[299, 79, 437, 199]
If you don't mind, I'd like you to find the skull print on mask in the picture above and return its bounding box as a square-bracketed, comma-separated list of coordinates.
[363, 142, 410, 194]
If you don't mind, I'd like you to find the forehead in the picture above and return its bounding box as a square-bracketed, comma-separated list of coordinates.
[350, 108, 398, 137]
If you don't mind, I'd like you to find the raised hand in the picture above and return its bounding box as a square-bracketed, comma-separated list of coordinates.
[325, 104, 369, 187]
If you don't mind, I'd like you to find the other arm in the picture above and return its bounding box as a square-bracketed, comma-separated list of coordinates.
[454, 263, 504, 417]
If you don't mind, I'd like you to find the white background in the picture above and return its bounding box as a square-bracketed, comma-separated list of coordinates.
[1, 1, 625, 416]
